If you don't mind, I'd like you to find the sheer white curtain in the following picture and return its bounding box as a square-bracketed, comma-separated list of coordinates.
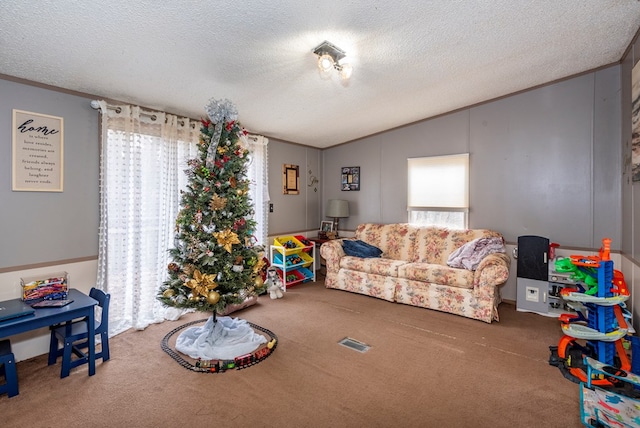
[96, 102, 199, 336]
[244, 134, 269, 247]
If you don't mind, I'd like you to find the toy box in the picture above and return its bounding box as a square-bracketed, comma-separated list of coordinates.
[21, 271, 68, 303]
[580, 356, 640, 427]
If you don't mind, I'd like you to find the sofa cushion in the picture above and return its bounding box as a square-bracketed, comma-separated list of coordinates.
[355, 223, 416, 261]
[398, 262, 474, 289]
[340, 256, 408, 277]
[342, 239, 383, 258]
[411, 227, 505, 265]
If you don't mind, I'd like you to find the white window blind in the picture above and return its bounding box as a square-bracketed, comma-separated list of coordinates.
[407, 153, 469, 228]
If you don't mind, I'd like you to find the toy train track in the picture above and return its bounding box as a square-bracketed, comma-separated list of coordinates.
[161, 317, 277, 373]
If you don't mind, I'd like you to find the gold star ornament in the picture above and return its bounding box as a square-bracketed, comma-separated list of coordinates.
[209, 194, 227, 211]
[185, 269, 218, 298]
[213, 229, 241, 253]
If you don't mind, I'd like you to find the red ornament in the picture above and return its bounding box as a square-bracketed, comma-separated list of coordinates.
[233, 218, 246, 230]
[226, 120, 235, 131]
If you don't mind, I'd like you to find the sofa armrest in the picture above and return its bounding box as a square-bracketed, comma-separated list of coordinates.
[320, 239, 347, 275]
[473, 252, 511, 289]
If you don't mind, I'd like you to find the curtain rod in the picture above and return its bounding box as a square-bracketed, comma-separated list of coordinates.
[90, 100, 198, 127]
[88, 101, 262, 136]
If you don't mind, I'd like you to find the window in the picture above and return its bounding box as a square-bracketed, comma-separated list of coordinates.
[407, 153, 469, 229]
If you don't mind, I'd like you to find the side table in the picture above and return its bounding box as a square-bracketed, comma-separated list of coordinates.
[308, 237, 331, 276]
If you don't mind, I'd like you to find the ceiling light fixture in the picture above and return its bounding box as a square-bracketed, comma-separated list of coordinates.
[312, 40, 353, 80]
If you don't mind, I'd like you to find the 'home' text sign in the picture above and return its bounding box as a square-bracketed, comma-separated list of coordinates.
[12, 109, 64, 192]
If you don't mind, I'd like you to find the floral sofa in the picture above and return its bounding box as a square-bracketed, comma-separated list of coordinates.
[319, 223, 511, 323]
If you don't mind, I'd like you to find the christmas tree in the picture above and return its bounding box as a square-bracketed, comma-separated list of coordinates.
[158, 99, 266, 315]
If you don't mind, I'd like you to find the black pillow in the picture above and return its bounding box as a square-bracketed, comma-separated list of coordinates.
[342, 240, 383, 258]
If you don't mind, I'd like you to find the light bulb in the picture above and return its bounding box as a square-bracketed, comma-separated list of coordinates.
[318, 54, 334, 72]
[339, 63, 353, 80]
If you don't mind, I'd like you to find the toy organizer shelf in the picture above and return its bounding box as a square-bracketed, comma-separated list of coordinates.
[270, 235, 316, 290]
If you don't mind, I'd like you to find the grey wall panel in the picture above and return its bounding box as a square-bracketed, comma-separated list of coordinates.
[321, 111, 470, 229]
[266, 139, 321, 235]
[379, 110, 470, 224]
[629, 40, 640, 261]
[0, 79, 99, 269]
[305, 147, 321, 231]
[621, 46, 634, 256]
[322, 138, 382, 230]
[593, 66, 622, 247]
[469, 76, 595, 247]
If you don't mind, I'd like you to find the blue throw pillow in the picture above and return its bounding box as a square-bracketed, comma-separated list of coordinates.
[342, 240, 383, 258]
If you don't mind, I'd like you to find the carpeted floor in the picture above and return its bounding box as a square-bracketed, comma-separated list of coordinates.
[0, 281, 581, 427]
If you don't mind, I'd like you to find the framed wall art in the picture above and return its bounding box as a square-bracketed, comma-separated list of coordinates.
[12, 109, 64, 192]
[282, 164, 299, 194]
[341, 166, 360, 191]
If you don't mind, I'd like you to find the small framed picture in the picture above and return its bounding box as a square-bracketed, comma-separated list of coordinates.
[320, 221, 333, 232]
[282, 164, 300, 194]
[341, 166, 360, 191]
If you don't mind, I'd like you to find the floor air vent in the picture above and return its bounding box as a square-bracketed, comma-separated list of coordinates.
[338, 337, 370, 353]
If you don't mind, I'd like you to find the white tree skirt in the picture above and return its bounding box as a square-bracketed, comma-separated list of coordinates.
[176, 316, 267, 360]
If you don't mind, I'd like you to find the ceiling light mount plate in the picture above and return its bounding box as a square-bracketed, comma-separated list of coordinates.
[312, 40, 346, 62]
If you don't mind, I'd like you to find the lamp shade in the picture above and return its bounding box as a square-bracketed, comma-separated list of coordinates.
[326, 199, 349, 218]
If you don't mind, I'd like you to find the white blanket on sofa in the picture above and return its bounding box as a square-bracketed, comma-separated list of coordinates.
[446, 237, 506, 271]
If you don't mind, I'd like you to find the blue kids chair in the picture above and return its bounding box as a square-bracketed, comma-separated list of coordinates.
[48, 287, 110, 378]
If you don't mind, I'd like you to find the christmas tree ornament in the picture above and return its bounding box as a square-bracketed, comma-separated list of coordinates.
[209, 194, 227, 211]
[213, 229, 241, 253]
[204, 98, 238, 169]
[206, 290, 220, 304]
[186, 269, 217, 298]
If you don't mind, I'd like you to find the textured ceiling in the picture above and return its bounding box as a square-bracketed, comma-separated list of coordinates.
[1, 1, 639, 148]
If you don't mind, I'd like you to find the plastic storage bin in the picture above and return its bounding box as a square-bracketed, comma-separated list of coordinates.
[273, 236, 306, 254]
[21, 272, 68, 303]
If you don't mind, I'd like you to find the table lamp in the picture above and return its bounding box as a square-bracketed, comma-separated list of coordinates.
[326, 199, 349, 237]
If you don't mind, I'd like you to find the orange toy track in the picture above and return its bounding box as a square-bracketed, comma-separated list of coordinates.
[556, 335, 630, 386]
